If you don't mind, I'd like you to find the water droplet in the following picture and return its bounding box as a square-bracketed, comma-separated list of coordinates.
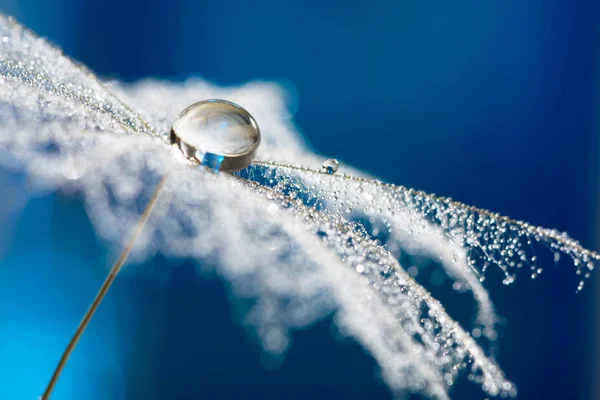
[507, 275, 516, 285]
[321, 158, 339, 174]
[587, 262, 594, 271]
[170, 99, 261, 172]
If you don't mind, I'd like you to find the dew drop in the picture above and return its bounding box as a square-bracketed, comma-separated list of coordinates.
[321, 158, 339, 174]
[170, 99, 261, 172]
[502, 276, 514, 285]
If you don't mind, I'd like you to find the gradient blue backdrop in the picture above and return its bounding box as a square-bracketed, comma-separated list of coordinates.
[0, 1, 598, 399]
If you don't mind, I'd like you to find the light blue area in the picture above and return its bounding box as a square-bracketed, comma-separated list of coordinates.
[201, 152, 225, 172]
[0, 195, 125, 400]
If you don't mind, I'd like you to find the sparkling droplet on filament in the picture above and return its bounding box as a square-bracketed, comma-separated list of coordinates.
[321, 158, 339, 174]
[170, 99, 261, 172]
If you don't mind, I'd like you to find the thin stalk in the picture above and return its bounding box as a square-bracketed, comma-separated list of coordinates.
[40, 176, 168, 400]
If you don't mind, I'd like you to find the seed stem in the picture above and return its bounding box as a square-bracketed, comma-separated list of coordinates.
[40, 176, 167, 400]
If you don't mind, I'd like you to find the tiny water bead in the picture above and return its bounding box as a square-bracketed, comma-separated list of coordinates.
[246, 161, 600, 300]
[321, 158, 339, 174]
[170, 99, 261, 172]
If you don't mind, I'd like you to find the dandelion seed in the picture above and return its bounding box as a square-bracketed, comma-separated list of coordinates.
[0, 14, 595, 400]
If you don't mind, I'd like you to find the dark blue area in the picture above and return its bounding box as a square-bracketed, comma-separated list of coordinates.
[0, 1, 598, 399]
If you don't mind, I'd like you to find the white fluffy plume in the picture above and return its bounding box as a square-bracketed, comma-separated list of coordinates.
[0, 14, 595, 399]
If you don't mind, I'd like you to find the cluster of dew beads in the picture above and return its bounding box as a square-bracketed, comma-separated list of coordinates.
[242, 164, 497, 340]
[245, 162, 598, 294]
[0, 57, 157, 136]
[242, 177, 515, 398]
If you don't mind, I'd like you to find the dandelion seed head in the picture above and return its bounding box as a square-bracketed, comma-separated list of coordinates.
[0, 14, 594, 399]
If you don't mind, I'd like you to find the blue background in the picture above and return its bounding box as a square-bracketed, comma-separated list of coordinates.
[0, 1, 598, 399]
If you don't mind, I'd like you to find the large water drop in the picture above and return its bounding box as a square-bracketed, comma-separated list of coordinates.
[321, 158, 339, 174]
[170, 99, 261, 172]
